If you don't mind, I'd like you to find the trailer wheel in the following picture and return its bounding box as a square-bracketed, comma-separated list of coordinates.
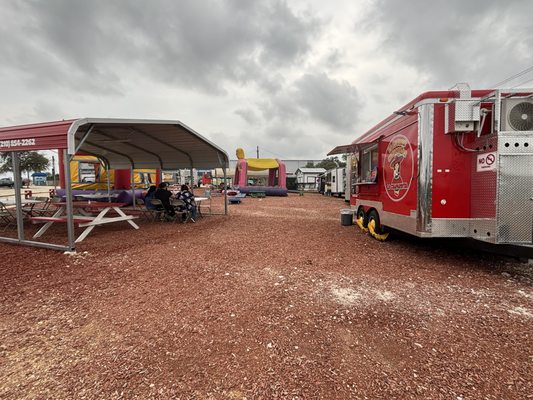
[367, 210, 389, 241]
[355, 207, 368, 232]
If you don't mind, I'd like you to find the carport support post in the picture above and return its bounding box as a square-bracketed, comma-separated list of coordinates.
[64, 150, 75, 251]
[12, 152, 25, 240]
[190, 167, 194, 192]
[130, 167, 135, 209]
[223, 167, 227, 215]
[106, 163, 111, 202]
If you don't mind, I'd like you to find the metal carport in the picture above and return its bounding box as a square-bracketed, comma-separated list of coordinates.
[0, 118, 230, 251]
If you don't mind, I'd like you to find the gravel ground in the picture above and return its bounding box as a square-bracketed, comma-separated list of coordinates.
[0, 193, 532, 399]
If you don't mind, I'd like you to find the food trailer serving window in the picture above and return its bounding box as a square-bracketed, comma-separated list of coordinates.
[361, 145, 378, 183]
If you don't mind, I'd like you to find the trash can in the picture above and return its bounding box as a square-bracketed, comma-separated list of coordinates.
[340, 209, 353, 226]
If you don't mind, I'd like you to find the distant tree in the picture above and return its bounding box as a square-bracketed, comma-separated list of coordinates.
[0, 151, 50, 178]
[315, 156, 346, 170]
[304, 161, 315, 168]
[46, 172, 60, 180]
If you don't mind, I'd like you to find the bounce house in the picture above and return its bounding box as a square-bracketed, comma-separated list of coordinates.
[54, 154, 161, 205]
[69, 155, 157, 190]
[233, 148, 288, 196]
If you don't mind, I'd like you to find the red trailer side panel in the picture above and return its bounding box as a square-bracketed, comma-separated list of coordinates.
[380, 120, 419, 216]
[432, 104, 472, 218]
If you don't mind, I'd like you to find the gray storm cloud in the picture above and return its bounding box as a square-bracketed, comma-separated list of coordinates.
[1, 0, 321, 94]
[294, 73, 361, 131]
[362, 0, 533, 89]
[1, 0, 531, 159]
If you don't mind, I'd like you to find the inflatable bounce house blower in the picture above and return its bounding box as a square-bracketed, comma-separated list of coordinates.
[234, 148, 288, 196]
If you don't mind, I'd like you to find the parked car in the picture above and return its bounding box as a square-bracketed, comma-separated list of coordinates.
[0, 178, 14, 188]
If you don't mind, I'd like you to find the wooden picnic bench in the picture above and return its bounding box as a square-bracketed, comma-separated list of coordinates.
[30, 216, 95, 224]
[30, 201, 139, 243]
[30, 215, 137, 226]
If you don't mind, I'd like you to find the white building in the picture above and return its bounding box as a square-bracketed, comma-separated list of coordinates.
[295, 167, 326, 191]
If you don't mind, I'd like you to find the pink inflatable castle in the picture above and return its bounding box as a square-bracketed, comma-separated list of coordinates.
[233, 148, 288, 196]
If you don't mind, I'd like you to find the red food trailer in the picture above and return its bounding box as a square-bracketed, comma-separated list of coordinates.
[329, 84, 533, 249]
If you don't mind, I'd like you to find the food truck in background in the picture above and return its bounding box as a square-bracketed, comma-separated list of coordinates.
[326, 168, 346, 197]
[329, 84, 533, 249]
[78, 161, 97, 183]
[321, 167, 346, 197]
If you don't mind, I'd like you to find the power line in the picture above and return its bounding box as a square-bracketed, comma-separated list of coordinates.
[510, 76, 533, 89]
[491, 64, 533, 88]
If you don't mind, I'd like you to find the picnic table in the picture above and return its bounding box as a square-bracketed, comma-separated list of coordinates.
[2, 198, 50, 217]
[31, 201, 139, 243]
[194, 196, 209, 216]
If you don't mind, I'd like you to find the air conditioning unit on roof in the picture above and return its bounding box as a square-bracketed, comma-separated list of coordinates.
[500, 98, 533, 132]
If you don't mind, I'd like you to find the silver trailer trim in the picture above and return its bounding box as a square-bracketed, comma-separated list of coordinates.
[417, 104, 433, 233]
[497, 135, 533, 244]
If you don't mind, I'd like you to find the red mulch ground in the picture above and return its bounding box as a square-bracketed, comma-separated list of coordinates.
[0, 193, 532, 399]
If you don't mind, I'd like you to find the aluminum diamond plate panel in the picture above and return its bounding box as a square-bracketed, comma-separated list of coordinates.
[498, 152, 533, 244]
[470, 135, 498, 241]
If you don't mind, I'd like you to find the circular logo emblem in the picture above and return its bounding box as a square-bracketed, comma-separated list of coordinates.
[383, 134, 414, 202]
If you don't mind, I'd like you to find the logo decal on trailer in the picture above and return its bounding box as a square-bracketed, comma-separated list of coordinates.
[384, 135, 414, 202]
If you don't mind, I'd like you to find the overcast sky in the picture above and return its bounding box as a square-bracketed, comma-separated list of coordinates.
[1, 0, 532, 161]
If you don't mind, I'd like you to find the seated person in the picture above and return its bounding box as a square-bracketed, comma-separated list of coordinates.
[154, 182, 176, 218]
[177, 184, 197, 222]
[144, 185, 157, 209]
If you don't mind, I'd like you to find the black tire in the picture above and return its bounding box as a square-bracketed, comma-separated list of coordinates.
[368, 209, 390, 240]
[356, 207, 367, 227]
[368, 210, 382, 231]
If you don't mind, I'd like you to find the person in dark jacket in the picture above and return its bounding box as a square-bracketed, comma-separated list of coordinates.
[144, 185, 157, 209]
[154, 182, 175, 218]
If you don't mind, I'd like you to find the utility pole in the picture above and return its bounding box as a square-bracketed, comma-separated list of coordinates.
[256, 146, 259, 158]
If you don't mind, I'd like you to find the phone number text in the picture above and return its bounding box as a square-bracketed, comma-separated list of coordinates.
[0, 138, 37, 148]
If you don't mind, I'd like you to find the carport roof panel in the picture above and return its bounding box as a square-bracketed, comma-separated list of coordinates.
[72, 119, 229, 169]
[0, 118, 229, 169]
